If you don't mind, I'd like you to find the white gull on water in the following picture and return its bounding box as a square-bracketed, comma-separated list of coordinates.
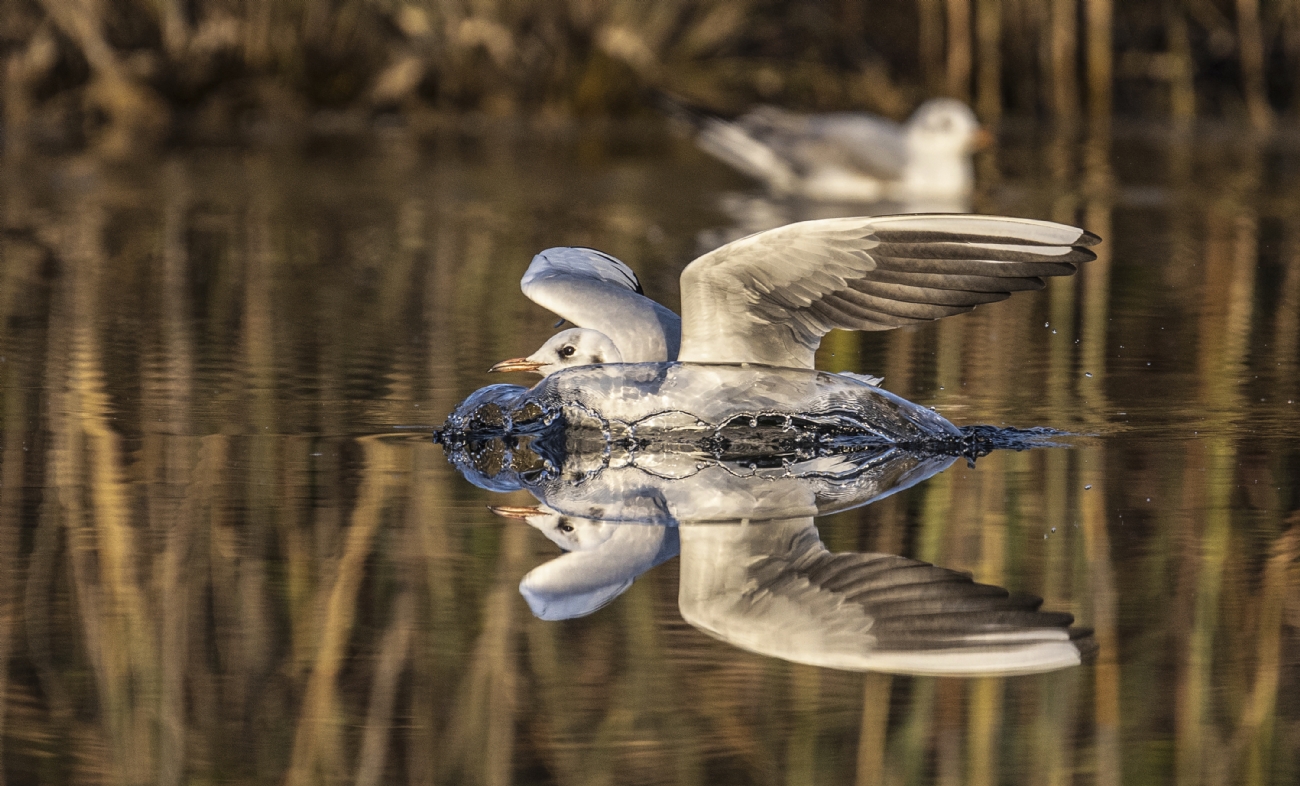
[689, 99, 988, 203]
[489, 213, 1099, 379]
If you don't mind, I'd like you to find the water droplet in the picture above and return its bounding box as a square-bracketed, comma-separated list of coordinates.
[1146, 497, 1151, 502]
[1052, 329, 1057, 334]
[748, 417, 758, 427]
[1084, 484, 1092, 490]
[1051, 527, 1056, 533]
[1085, 372, 1093, 378]
[1044, 322, 1049, 327]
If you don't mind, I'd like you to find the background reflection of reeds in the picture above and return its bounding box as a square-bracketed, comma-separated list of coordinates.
[0, 129, 1298, 784]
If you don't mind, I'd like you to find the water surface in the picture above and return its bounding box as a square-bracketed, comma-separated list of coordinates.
[0, 126, 1297, 784]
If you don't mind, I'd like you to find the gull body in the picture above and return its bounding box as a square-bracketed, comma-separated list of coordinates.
[694, 99, 988, 202]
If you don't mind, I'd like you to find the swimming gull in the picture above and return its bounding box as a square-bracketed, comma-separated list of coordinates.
[490, 213, 1099, 374]
[692, 99, 988, 202]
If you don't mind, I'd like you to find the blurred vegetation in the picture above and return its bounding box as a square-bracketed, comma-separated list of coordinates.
[4, 0, 1300, 154]
[0, 126, 1298, 783]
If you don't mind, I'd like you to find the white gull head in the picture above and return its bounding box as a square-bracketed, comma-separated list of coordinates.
[488, 327, 623, 377]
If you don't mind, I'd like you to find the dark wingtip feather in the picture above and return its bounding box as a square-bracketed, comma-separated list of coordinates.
[1069, 627, 1100, 659]
[1078, 230, 1103, 247]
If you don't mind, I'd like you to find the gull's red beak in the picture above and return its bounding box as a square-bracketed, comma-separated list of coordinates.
[488, 505, 541, 520]
[488, 357, 543, 374]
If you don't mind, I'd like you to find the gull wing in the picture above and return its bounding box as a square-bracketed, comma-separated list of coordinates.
[521, 247, 682, 362]
[678, 519, 1095, 675]
[677, 214, 1100, 367]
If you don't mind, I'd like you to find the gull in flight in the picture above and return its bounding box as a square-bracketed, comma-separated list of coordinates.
[690, 99, 989, 202]
[489, 214, 1099, 377]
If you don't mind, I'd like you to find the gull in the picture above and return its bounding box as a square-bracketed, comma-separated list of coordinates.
[489, 214, 1099, 376]
[692, 99, 989, 202]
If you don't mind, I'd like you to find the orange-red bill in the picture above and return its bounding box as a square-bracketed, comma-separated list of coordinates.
[488, 357, 543, 374]
[488, 505, 541, 520]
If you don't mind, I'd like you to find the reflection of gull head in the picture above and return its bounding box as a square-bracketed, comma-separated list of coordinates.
[489, 328, 623, 377]
[490, 504, 619, 551]
[493, 505, 680, 621]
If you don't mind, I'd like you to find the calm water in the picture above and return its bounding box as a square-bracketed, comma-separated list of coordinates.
[0, 125, 1298, 785]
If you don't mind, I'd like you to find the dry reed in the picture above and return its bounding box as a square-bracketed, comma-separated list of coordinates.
[0, 1, 1298, 155]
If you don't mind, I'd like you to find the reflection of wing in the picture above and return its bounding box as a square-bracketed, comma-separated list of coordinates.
[678, 214, 1100, 368]
[678, 519, 1094, 675]
[521, 247, 682, 361]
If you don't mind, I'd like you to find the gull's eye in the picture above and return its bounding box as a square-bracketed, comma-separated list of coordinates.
[558, 522, 574, 533]
[560, 345, 576, 358]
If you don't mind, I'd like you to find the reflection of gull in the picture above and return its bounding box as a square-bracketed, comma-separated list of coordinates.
[477, 446, 1093, 676]
[489, 214, 1098, 375]
[491, 507, 1091, 675]
[692, 99, 988, 202]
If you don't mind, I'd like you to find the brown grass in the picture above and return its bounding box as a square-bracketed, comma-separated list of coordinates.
[1, 1, 1298, 154]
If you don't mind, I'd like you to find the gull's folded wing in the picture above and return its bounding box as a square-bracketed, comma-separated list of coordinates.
[679, 520, 1095, 676]
[521, 247, 682, 362]
[677, 214, 1100, 367]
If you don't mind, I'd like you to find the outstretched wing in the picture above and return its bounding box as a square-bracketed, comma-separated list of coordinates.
[677, 214, 1100, 368]
[678, 520, 1095, 676]
[521, 247, 682, 362]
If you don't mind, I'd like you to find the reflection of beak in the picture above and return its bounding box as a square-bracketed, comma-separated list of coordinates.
[488, 357, 543, 374]
[972, 127, 995, 151]
[489, 505, 541, 520]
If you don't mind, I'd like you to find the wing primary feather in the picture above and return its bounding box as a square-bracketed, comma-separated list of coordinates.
[852, 280, 1011, 307]
[873, 256, 1080, 278]
[677, 214, 1098, 367]
[875, 242, 1095, 263]
[836, 288, 982, 320]
[863, 269, 1048, 293]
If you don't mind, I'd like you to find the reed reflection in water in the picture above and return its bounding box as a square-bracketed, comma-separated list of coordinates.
[0, 128, 1298, 785]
